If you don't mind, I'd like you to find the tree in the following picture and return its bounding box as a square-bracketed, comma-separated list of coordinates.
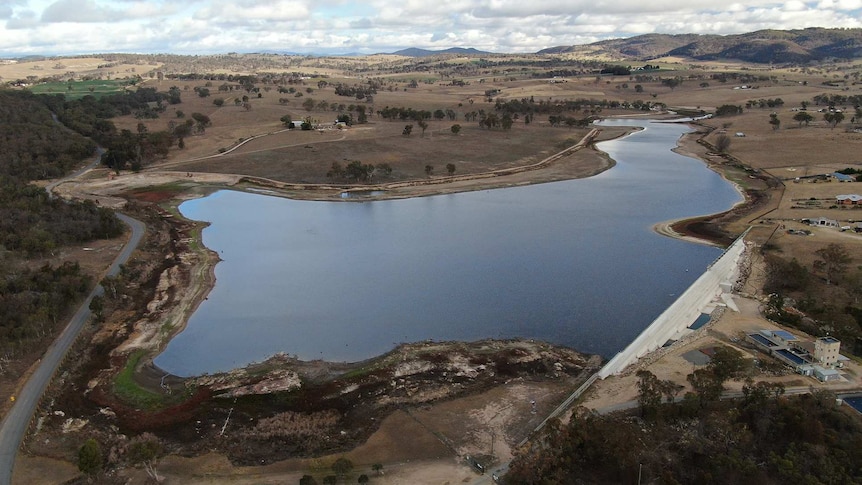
[213, 98, 224, 107]
[345, 160, 374, 181]
[323, 476, 337, 485]
[636, 370, 662, 417]
[327, 162, 344, 179]
[417, 120, 428, 137]
[451, 124, 461, 134]
[707, 346, 747, 382]
[128, 432, 164, 483]
[813, 243, 851, 285]
[714, 134, 731, 153]
[824, 111, 844, 129]
[687, 368, 723, 407]
[89, 294, 104, 322]
[501, 114, 513, 130]
[402, 124, 413, 136]
[281, 114, 293, 127]
[446, 163, 456, 176]
[793, 111, 814, 127]
[715, 105, 743, 117]
[196, 87, 210, 98]
[191, 112, 211, 133]
[78, 438, 102, 479]
[358, 474, 369, 484]
[299, 475, 319, 485]
[376, 163, 392, 178]
[634, 84, 643, 93]
[332, 457, 354, 477]
[661, 77, 683, 90]
[372, 463, 384, 475]
[769, 113, 780, 130]
[303, 98, 316, 111]
[425, 165, 434, 176]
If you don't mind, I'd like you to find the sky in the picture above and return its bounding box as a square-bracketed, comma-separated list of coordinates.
[1, 0, 861, 56]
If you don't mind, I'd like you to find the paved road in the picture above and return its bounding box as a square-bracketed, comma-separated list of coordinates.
[0, 210, 145, 485]
[45, 147, 105, 198]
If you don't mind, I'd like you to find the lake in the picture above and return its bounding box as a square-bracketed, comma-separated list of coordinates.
[154, 119, 742, 377]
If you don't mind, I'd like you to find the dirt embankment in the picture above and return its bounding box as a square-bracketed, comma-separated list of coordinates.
[663, 125, 785, 246]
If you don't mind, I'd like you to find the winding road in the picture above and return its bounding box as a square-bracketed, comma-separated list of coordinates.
[0, 152, 146, 485]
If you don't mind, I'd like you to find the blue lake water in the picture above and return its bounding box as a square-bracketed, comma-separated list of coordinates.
[154, 119, 742, 377]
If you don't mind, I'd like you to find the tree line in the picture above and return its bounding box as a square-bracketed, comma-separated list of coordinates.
[507, 346, 862, 484]
[0, 89, 125, 359]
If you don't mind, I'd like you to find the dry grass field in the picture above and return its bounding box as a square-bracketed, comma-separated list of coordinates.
[0, 56, 159, 82]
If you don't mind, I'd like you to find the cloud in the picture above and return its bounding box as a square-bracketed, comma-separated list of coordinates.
[1, 0, 860, 56]
[41, 0, 118, 22]
[5, 10, 40, 29]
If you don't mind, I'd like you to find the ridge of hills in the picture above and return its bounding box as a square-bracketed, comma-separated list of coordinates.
[538, 27, 862, 64]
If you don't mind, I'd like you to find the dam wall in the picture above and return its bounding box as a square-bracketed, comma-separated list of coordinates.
[598, 234, 749, 378]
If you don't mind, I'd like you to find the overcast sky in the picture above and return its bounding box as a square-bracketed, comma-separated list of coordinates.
[1, 0, 861, 56]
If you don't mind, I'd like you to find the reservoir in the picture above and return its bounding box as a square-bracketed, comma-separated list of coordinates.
[155, 119, 742, 377]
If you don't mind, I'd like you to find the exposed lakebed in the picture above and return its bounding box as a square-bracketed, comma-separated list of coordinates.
[155, 119, 742, 377]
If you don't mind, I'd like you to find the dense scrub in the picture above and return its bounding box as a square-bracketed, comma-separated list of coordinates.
[0, 90, 96, 180]
[507, 390, 862, 484]
[0, 89, 124, 357]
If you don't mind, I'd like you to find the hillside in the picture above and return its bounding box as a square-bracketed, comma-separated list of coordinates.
[539, 28, 862, 64]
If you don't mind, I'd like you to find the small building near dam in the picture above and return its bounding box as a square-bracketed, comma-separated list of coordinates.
[747, 330, 848, 382]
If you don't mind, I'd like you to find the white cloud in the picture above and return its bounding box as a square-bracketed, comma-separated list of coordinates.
[41, 0, 116, 22]
[0, 0, 860, 55]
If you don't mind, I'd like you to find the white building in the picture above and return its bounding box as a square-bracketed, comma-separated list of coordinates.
[814, 336, 841, 367]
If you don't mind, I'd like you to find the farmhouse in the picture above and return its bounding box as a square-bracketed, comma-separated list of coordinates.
[808, 217, 839, 228]
[836, 194, 862, 205]
[832, 173, 855, 182]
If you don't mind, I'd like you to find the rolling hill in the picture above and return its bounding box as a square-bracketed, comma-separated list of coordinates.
[390, 47, 494, 57]
[538, 28, 862, 64]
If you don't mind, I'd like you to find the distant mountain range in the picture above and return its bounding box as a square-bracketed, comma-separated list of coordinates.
[538, 28, 862, 64]
[389, 47, 493, 57]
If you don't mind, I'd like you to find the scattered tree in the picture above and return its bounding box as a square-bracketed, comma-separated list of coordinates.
[425, 165, 434, 177]
[823, 111, 845, 129]
[769, 113, 780, 130]
[299, 475, 319, 485]
[450, 124, 461, 134]
[128, 432, 164, 483]
[402, 124, 413, 136]
[793, 111, 814, 127]
[813, 243, 851, 285]
[446, 163, 456, 176]
[332, 457, 354, 477]
[77, 438, 102, 479]
[636, 370, 663, 417]
[715, 134, 731, 153]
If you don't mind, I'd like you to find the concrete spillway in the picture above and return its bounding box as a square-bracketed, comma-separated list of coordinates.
[598, 232, 750, 378]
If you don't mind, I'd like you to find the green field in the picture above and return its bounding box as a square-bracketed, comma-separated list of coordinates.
[29, 79, 131, 99]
